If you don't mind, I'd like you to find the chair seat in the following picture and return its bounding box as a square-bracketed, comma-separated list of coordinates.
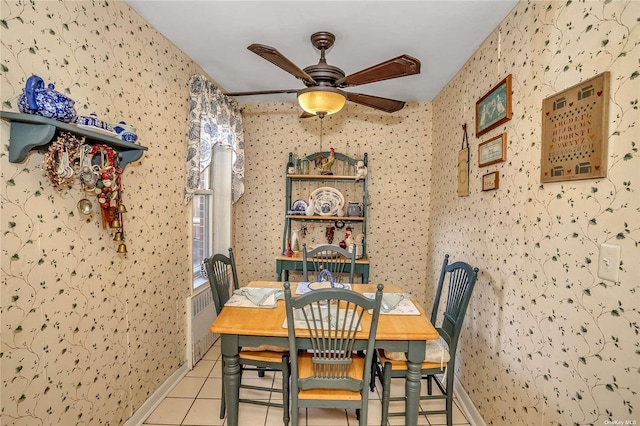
[378, 349, 448, 371]
[296, 344, 365, 401]
[241, 344, 289, 352]
[381, 336, 450, 366]
[240, 348, 289, 363]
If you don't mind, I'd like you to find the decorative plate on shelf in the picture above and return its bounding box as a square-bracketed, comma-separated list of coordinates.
[311, 187, 344, 216]
[290, 199, 308, 212]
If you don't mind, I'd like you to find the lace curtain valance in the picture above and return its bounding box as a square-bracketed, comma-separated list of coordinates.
[183, 74, 245, 204]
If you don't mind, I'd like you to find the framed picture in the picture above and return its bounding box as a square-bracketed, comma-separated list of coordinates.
[476, 74, 512, 137]
[540, 72, 609, 183]
[482, 171, 499, 191]
[478, 133, 507, 167]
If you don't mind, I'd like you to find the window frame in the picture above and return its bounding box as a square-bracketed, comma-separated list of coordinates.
[192, 163, 214, 290]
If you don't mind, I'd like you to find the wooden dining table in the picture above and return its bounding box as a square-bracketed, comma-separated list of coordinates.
[209, 281, 439, 426]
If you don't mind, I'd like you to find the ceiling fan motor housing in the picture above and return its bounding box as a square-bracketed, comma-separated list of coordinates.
[303, 63, 345, 87]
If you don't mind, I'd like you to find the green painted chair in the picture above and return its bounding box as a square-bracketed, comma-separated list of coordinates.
[374, 254, 478, 426]
[283, 281, 383, 426]
[204, 248, 290, 425]
[302, 243, 356, 284]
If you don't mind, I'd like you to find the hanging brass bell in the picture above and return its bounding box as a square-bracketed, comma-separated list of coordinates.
[110, 217, 121, 228]
[116, 204, 128, 213]
[113, 231, 123, 241]
[116, 243, 128, 253]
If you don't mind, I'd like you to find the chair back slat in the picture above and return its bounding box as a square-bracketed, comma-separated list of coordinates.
[430, 254, 479, 352]
[204, 248, 240, 315]
[284, 282, 383, 395]
[302, 244, 357, 283]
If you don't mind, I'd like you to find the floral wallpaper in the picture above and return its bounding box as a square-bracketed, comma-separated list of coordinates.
[2, 0, 638, 425]
[429, 1, 639, 424]
[1, 1, 205, 424]
[234, 101, 433, 296]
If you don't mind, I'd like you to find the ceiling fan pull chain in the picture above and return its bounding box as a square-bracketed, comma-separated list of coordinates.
[320, 118, 323, 152]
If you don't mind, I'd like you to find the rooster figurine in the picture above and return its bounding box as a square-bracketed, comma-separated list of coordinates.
[321, 147, 336, 175]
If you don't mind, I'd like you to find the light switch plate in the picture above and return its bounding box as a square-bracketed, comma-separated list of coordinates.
[598, 243, 621, 282]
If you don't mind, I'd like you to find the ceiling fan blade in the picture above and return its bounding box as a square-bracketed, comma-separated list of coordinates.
[336, 55, 421, 87]
[299, 111, 316, 119]
[346, 92, 406, 113]
[225, 89, 299, 97]
[248, 43, 316, 85]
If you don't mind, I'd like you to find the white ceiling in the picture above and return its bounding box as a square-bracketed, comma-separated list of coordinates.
[126, 1, 517, 104]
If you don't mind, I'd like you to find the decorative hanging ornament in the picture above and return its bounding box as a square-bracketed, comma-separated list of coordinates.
[86, 144, 129, 253]
[43, 138, 129, 252]
[88, 144, 122, 229]
[43, 132, 83, 190]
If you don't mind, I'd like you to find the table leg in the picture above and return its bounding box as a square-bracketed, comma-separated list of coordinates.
[221, 335, 241, 426]
[405, 340, 426, 426]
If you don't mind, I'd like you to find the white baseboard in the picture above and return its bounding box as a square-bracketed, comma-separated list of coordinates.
[123, 363, 190, 426]
[454, 380, 486, 426]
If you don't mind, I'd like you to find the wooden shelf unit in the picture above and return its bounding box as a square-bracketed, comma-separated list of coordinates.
[1, 111, 147, 170]
[277, 151, 369, 282]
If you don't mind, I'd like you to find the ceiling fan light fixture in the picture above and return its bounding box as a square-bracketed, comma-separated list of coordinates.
[297, 87, 346, 116]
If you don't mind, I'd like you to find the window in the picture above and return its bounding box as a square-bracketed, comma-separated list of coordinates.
[191, 144, 234, 290]
[192, 164, 212, 289]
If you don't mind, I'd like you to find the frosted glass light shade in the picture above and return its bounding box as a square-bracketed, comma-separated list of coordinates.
[297, 87, 346, 116]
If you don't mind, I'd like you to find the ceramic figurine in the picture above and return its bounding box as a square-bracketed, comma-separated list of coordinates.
[18, 75, 76, 122]
[305, 196, 315, 216]
[112, 121, 138, 143]
[321, 147, 336, 175]
[75, 114, 115, 133]
[355, 160, 368, 181]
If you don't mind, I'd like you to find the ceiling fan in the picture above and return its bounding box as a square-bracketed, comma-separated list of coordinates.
[226, 31, 421, 117]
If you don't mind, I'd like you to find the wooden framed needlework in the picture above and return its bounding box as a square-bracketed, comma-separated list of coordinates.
[478, 133, 507, 167]
[476, 74, 512, 137]
[482, 171, 499, 191]
[541, 72, 610, 183]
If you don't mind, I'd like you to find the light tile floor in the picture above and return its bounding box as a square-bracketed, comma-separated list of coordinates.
[143, 340, 471, 426]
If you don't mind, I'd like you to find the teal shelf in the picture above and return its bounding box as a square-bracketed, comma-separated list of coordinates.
[1, 111, 147, 169]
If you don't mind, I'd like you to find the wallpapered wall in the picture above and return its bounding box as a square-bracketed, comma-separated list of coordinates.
[1, 0, 638, 425]
[235, 102, 433, 293]
[1, 2, 203, 424]
[429, 1, 639, 424]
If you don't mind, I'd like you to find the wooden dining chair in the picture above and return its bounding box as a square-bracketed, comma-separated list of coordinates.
[302, 243, 356, 284]
[204, 248, 290, 425]
[283, 281, 383, 426]
[374, 254, 478, 426]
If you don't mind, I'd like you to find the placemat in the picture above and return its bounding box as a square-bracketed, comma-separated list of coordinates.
[295, 282, 352, 295]
[224, 288, 282, 308]
[362, 293, 420, 315]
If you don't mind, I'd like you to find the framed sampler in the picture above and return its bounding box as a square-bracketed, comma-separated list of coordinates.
[476, 75, 512, 137]
[478, 133, 507, 167]
[540, 72, 610, 183]
[482, 171, 499, 191]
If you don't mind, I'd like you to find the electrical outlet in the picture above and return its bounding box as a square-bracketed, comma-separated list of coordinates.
[598, 243, 621, 282]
